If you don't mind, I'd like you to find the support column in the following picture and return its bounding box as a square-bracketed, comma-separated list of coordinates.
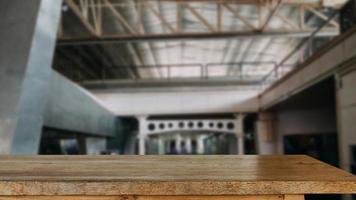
[138, 135, 147, 155]
[236, 114, 245, 155]
[238, 135, 245, 155]
[0, 0, 63, 154]
[185, 137, 192, 154]
[157, 136, 165, 155]
[137, 115, 148, 155]
[256, 112, 277, 154]
[175, 134, 182, 154]
[197, 135, 205, 154]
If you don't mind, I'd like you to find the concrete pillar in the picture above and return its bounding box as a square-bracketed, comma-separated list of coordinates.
[238, 135, 245, 155]
[197, 135, 205, 154]
[256, 112, 277, 154]
[0, 0, 62, 154]
[138, 135, 147, 155]
[157, 136, 165, 155]
[137, 115, 148, 155]
[236, 114, 245, 155]
[175, 134, 182, 153]
[164, 139, 169, 153]
[185, 137, 192, 154]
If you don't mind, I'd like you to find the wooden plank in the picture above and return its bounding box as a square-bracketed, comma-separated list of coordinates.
[0, 155, 354, 182]
[0, 196, 283, 200]
[0, 179, 355, 196]
[284, 195, 305, 200]
[137, 196, 283, 200]
[0, 197, 129, 200]
[0, 155, 355, 195]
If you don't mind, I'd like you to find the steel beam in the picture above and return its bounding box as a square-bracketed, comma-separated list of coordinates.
[81, 78, 262, 91]
[58, 29, 339, 45]
[60, 0, 341, 43]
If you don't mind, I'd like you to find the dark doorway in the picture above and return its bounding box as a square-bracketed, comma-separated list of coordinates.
[284, 133, 340, 200]
[284, 133, 339, 167]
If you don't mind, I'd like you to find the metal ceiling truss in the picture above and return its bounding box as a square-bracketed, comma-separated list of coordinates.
[59, 0, 341, 44]
[82, 61, 277, 82]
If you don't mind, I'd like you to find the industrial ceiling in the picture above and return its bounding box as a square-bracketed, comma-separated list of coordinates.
[54, 0, 344, 89]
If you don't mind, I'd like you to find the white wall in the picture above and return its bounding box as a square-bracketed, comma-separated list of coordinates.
[93, 88, 259, 115]
[337, 66, 356, 171]
[276, 108, 337, 153]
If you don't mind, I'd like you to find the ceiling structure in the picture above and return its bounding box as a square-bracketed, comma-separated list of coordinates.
[54, 0, 344, 89]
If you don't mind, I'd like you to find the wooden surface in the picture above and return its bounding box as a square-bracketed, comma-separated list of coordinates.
[0, 155, 355, 195]
[0, 196, 284, 200]
[283, 195, 304, 200]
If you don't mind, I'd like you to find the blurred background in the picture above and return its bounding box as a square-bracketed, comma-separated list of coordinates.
[2, 0, 356, 199]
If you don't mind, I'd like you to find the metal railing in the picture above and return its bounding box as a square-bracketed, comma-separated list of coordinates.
[63, 11, 339, 86]
[260, 11, 340, 89]
[96, 62, 277, 82]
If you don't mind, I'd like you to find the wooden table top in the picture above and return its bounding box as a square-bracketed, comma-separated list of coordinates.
[0, 155, 355, 195]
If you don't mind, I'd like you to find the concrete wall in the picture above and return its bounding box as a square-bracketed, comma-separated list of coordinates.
[93, 88, 259, 115]
[256, 106, 337, 155]
[256, 113, 278, 154]
[44, 71, 116, 137]
[337, 66, 356, 171]
[0, 0, 40, 153]
[277, 108, 337, 135]
[276, 108, 337, 153]
[0, 0, 62, 154]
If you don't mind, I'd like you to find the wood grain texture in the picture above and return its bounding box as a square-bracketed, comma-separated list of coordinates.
[0, 155, 355, 195]
[0, 196, 283, 200]
[284, 195, 304, 200]
[0, 197, 129, 200]
[137, 196, 283, 200]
